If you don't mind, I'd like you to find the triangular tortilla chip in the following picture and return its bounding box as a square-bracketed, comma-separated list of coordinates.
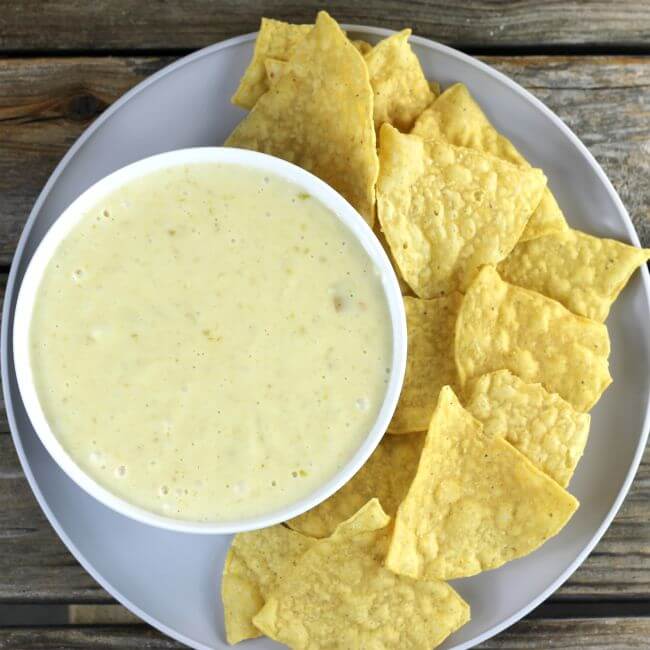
[255, 500, 470, 649]
[263, 30, 432, 134]
[389, 294, 462, 433]
[221, 525, 315, 644]
[377, 123, 546, 297]
[287, 433, 425, 537]
[226, 12, 378, 224]
[364, 29, 434, 131]
[231, 18, 312, 109]
[385, 387, 579, 580]
[466, 370, 590, 487]
[455, 266, 612, 411]
[499, 228, 650, 322]
[412, 83, 567, 241]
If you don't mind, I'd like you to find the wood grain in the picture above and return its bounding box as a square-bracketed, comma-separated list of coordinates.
[0, 617, 650, 648]
[0, 337, 648, 602]
[0, 57, 171, 267]
[1, 55, 649, 267]
[0, 57, 650, 605]
[0, 1, 649, 52]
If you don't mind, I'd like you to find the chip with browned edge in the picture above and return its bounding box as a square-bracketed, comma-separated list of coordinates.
[389, 294, 462, 433]
[466, 370, 590, 487]
[386, 387, 579, 580]
[455, 266, 612, 411]
[498, 228, 650, 322]
[255, 499, 470, 649]
[411, 83, 567, 241]
[221, 524, 314, 644]
[377, 124, 546, 297]
[226, 11, 378, 224]
[288, 432, 425, 537]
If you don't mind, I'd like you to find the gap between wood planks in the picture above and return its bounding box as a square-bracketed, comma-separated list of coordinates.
[0, 599, 648, 627]
[2, 44, 650, 60]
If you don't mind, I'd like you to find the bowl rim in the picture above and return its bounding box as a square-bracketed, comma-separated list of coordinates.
[11, 145, 407, 534]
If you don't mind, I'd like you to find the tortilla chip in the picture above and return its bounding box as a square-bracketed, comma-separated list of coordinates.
[411, 83, 567, 241]
[455, 266, 612, 411]
[377, 124, 546, 297]
[389, 294, 462, 433]
[287, 433, 425, 537]
[226, 12, 378, 224]
[498, 228, 650, 322]
[364, 29, 434, 132]
[386, 387, 579, 580]
[466, 370, 590, 487]
[255, 500, 470, 649]
[351, 38, 373, 55]
[221, 525, 315, 644]
[231, 18, 312, 109]
[264, 39, 372, 89]
[429, 80, 441, 97]
[262, 31, 430, 133]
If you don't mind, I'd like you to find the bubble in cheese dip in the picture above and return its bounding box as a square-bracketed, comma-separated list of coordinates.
[29, 163, 393, 522]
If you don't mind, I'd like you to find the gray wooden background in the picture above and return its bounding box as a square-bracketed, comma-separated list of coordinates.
[1, 1, 649, 647]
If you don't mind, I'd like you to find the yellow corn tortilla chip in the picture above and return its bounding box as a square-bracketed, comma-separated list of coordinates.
[455, 266, 612, 411]
[256, 500, 470, 649]
[221, 524, 315, 644]
[386, 387, 579, 580]
[287, 433, 425, 537]
[429, 80, 441, 97]
[226, 12, 378, 224]
[364, 29, 434, 131]
[263, 31, 430, 134]
[263, 39, 373, 90]
[351, 38, 373, 55]
[377, 124, 547, 297]
[389, 294, 462, 433]
[498, 228, 650, 322]
[466, 370, 590, 487]
[231, 18, 312, 109]
[411, 83, 567, 241]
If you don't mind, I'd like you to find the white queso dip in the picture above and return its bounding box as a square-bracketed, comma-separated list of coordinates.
[30, 163, 393, 521]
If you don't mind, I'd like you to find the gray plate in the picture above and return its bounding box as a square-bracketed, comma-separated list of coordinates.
[2, 26, 649, 650]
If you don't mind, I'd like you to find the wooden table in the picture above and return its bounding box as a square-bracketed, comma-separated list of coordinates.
[1, 2, 649, 647]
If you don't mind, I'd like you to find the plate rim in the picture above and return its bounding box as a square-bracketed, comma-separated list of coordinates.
[2, 24, 649, 650]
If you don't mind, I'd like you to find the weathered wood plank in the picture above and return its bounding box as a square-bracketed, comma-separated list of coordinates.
[0, 57, 171, 268]
[0, 434, 106, 602]
[0, 617, 649, 648]
[0, 58, 649, 605]
[477, 616, 650, 648]
[0, 425, 648, 602]
[1, 55, 649, 267]
[0, 625, 182, 649]
[0, 1, 649, 52]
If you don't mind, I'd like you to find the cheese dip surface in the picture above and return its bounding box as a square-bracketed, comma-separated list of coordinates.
[30, 163, 393, 521]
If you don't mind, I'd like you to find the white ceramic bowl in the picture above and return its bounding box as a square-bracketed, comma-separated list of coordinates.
[12, 146, 407, 534]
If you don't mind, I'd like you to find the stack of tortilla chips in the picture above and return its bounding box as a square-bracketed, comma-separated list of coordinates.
[222, 11, 650, 648]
